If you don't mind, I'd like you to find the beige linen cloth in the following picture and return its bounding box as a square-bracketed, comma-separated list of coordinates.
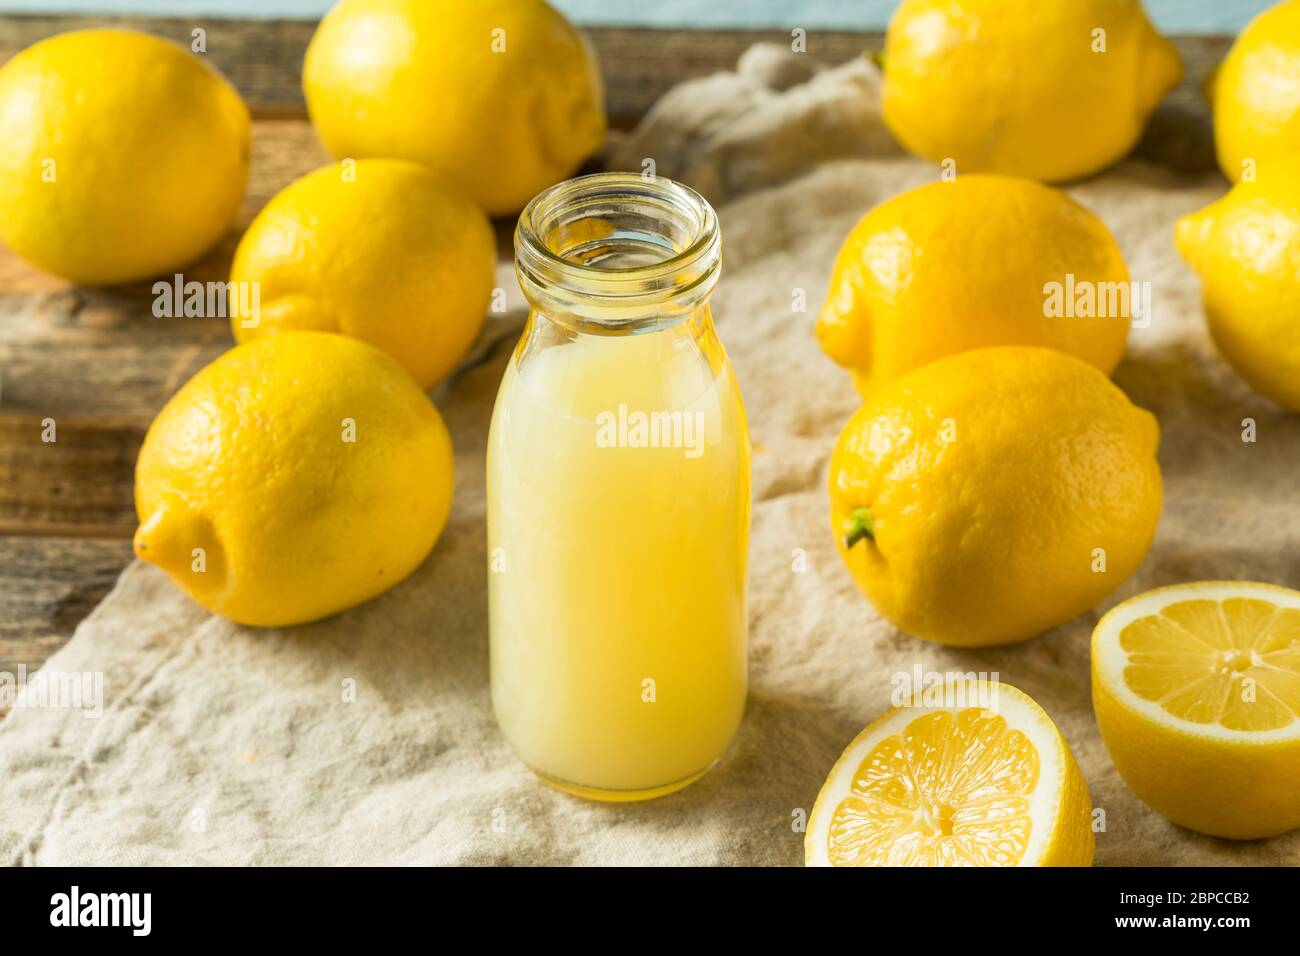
[2, 46, 1297, 866]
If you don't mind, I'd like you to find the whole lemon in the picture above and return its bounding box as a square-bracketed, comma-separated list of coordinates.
[1210, 0, 1300, 183]
[881, 0, 1182, 181]
[230, 159, 495, 390]
[0, 29, 250, 285]
[134, 332, 454, 628]
[829, 346, 1162, 647]
[1175, 171, 1300, 411]
[303, 0, 605, 216]
[817, 175, 1133, 396]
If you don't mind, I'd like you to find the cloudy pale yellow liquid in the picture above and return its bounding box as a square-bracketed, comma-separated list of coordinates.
[487, 315, 750, 799]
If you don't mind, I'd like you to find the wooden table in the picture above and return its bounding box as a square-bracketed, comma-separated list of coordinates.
[0, 15, 1229, 692]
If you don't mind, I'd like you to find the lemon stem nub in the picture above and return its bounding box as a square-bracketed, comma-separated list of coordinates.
[844, 508, 875, 548]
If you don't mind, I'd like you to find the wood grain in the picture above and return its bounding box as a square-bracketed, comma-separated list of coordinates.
[0, 414, 144, 538]
[0, 537, 134, 712]
[0, 14, 1232, 677]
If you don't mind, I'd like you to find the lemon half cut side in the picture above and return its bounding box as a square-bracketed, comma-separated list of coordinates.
[1092, 581, 1300, 840]
[806, 682, 1094, 866]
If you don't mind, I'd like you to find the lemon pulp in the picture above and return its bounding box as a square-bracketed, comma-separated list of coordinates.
[827, 709, 1040, 866]
[1119, 597, 1300, 732]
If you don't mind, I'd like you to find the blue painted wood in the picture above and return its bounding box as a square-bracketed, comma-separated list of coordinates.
[0, 0, 1275, 34]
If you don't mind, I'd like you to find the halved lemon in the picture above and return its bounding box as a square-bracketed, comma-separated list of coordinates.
[806, 682, 1094, 866]
[1092, 581, 1300, 840]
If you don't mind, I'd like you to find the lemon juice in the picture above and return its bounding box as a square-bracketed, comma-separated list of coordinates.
[488, 174, 750, 800]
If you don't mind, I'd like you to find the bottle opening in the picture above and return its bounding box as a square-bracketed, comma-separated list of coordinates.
[515, 172, 721, 330]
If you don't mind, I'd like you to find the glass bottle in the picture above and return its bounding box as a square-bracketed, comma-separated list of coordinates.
[487, 172, 751, 801]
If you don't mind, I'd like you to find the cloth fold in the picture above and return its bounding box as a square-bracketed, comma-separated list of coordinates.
[3, 46, 1297, 866]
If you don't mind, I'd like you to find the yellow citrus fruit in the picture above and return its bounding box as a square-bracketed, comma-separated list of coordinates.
[303, 0, 606, 216]
[881, 0, 1181, 182]
[1092, 581, 1300, 839]
[829, 346, 1162, 647]
[817, 175, 1133, 396]
[807, 682, 1094, 866]
[0, 29, 249, 285]
[1174, 172, 1300, 412]
[134, 332, 454, 628]
[1209, 0, 1300, 183]
[230, 159, 495, 390]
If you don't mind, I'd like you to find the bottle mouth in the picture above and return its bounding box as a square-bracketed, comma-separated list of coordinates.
[514, 172, 721, 330]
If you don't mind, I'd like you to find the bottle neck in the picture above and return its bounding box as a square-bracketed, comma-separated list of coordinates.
[514, 173, 721, 336]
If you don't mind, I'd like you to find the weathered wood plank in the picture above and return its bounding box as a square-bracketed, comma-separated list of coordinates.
[0, 536, 135, 710]
[0, 292, 231, 420]
[0, 414, 144, 538]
